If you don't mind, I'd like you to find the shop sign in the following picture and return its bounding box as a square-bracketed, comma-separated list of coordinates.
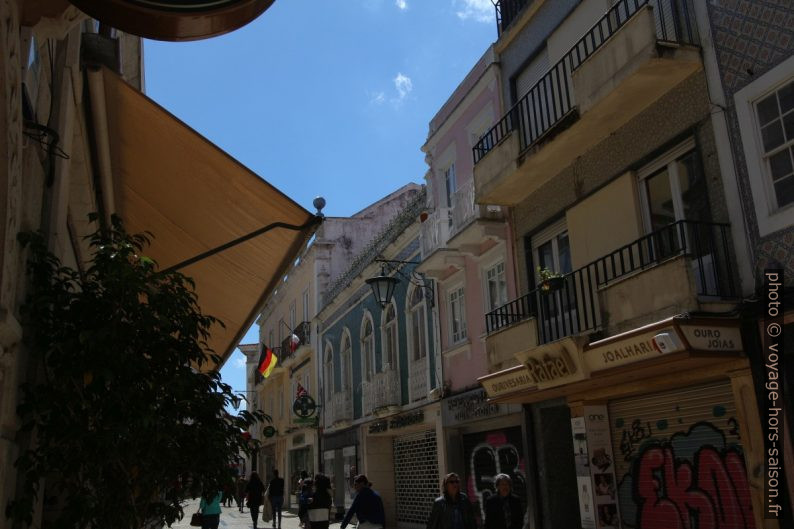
[524, 346, 583, 390]
[679, 324, 742, 352]
[442, 388, 514, 427]
[367, 410, 425, 434]
[584, 327, 684, 372]
[479, 365, 536, 399]
[368, 420, 388, 434]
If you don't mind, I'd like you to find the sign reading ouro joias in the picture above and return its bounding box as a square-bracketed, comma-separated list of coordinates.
[584, 320, 744, 373]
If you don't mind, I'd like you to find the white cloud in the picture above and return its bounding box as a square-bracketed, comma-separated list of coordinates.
[395, 0, 407, 9]
[234, 357, 246, 368]
[455, 0, 495, 22]
[393, 72, 413, 100]
[369, 91, 386, 105]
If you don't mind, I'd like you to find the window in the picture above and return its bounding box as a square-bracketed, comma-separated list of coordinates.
[268, 329, 274, 348]
[532, 220, 572, 280]
[340, 332, 352, 391]
[302, 289, 310, 322]
[755, 80, 794, 209]
[485, 261, 508, 312]
[409, 287, 427, 362]
[324, 345, 334, 401]
[444, 164, 456, 208]
[361, 315, 374, 382]
[448, 286, 467, 344]
[382, 303, 398, 370]
[289, 301, 297, 331]
[735, 56, 794, 236]
[638, 139, 709, 233]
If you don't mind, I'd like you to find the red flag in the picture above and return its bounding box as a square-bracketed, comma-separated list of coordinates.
[296, 382, 308, 398]
[289, 333, 300, 352]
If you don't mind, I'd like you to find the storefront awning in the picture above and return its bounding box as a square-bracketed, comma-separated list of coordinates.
[86, 67, 319, 369]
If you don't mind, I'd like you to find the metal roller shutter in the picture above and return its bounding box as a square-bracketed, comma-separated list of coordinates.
[393, 430, 439, 528]
[609, 380, 755, 529]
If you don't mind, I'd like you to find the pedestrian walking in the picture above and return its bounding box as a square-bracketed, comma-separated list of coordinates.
[267, 469, 285, 529]
[237, 476, 248, 512]
[298, 477, 313, 528]
[426, 472, 476, 529]
[340, 474, 385, 529]
[307, 473, 333, 529]
[483, 473, 524, 529]
[223, 477, 236, 507]
[246, 471, 266, 529]
[198, 488, 222, 529]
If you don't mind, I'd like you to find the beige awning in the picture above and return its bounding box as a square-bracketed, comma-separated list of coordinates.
[86, 67, 318, 369]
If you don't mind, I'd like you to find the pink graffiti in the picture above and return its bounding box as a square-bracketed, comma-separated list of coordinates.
[635, 446, 754, 529]
[484, 432, 507, 446]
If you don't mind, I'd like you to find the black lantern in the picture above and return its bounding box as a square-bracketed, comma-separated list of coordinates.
[366, 266, 400, 308]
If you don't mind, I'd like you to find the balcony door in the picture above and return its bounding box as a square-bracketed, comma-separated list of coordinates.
[532, 219, 577, 342]
[638, 139, 718, 294]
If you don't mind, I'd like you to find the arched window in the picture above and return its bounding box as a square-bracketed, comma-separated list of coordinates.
[340, 330, 352, 391]
[324, 344, 334, 401]
[382, 302, 397, 370]
[408, 286, 427, 362]
[361, 315, 374, 382]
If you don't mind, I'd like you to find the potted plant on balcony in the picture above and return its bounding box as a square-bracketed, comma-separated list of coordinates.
[537, 266, 566, 294]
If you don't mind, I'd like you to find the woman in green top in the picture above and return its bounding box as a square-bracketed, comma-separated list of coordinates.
[199, 489, 222, 529]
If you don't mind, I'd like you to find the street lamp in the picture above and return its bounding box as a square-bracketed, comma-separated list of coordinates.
[365, 265, 400, 308]
[365, 259, 434, 308]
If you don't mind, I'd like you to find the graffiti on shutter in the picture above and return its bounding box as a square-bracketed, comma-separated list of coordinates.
[609, 381, 754, 529]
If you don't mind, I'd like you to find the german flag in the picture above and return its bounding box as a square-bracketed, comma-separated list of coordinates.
[257, 345, 278, 379]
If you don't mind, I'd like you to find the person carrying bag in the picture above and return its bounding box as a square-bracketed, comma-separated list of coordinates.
[307, 473, 333, 529]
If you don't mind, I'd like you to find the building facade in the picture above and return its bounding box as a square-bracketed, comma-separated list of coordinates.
[319, 189, 444, 528]
[471, 1, 778, 528]
[248, 185, 423, 505]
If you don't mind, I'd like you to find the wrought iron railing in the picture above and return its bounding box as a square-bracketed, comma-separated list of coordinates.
[361, 365, 401, 415]
[495, 0, 532, 36]
[485, 221, 737, 339]
[420, 207, 452, 258]
[329, 391, 353, 425]
[474, 0, 698, 164]
[279, 321, 311, 362]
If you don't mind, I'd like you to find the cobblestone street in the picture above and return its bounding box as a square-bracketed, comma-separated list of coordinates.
[167, 499, 344, 529]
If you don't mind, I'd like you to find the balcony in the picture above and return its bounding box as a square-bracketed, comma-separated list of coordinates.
[485, 221, 738, 348]
[279, 321, 311, 364]
[328, 391, 353, 427]
[361, 366, 401, 417]
[448, 181, 506, 253]
[418, 208, 461, 278]
[495, 0, 532, 36]
[473, 0, 701, 206]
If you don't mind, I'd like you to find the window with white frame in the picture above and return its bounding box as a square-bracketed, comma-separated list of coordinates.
[637, 138, 709, 233]
[268, 329, 274, 348]
[448, 286, 467, 344]
[361, 316, 374, 382]
[408, 286, 427, 362]
[324, 345, 333, 401]
[735, 55, 794, 236]
[289, 301, 297, 331]
[532, 219, 572, 281]
[485, 261, 508, 312]
[382, 303, 398, 370]
[340, 332, 352, 391]
[754, 79, 794, 209]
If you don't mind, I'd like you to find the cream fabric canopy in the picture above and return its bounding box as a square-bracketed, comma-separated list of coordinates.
[89, 67, 316, 369]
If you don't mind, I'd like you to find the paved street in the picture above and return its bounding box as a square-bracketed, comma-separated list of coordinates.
[168, 499, 344, 529]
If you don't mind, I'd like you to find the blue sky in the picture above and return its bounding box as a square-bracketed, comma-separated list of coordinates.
[143, 0, 497, 400]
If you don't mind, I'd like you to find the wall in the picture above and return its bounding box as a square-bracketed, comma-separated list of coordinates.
[705, 0, 794, 286]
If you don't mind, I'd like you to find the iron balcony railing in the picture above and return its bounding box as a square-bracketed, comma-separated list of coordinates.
[485, 221, 737, 341]
[495, 0, 532, 36]
[279, 321, 311, 362]
[474, 0, 698, 164]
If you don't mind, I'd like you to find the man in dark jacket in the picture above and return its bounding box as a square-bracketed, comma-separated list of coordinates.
[340, 474, 385, 529]
[483, 473, 524, 529]
[426, 473, 476, 529]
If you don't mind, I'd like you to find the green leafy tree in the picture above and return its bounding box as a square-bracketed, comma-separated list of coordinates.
[8, 216, 269, 528]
